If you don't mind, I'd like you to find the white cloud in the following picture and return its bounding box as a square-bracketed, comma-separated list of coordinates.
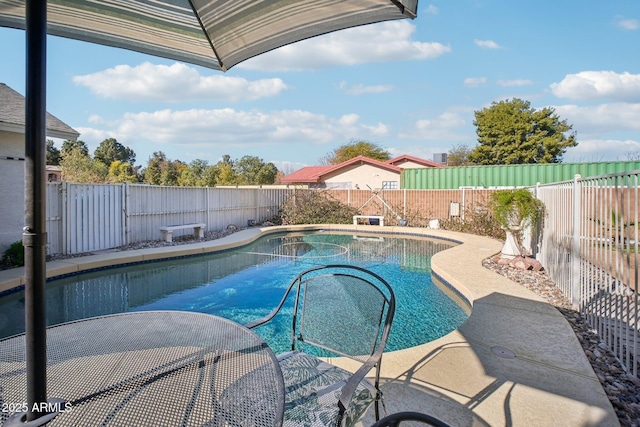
[550, 71, 640, 102]
[87, 115, 106, 125]
[474, 39, 502, 49]
[73, 62, 288, 102]
[76, 108, 390, 153]
[424, 5, 439, 14]
[464, 77, 487, 87]
[398, 112, 472, 141]
[497, 79, 534, 87]
[564, 139, 640, 162]
[341, 83, 394, 95]
[239, 21, 451, 71]
[554, 103, 640, 137]
[615, 16, 639, 30]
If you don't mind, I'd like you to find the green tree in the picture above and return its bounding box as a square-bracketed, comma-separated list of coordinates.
[468, 98, 577, 165]
[94, 138, 136, 166]
[61, 139, 89, 157]
[234, 155, 278, 184]
[160, 160, 181, 186]
[46, 139, 61, 165]
[60, 147, 108, 183]
[216, 161, 239, 185]
[202, 165, 218, 187]
[179, 159, 219, 187]
[107, 160, 139, 183]
[322, 140, 390, 165]
[179, 159, 203, 186]
[447, 144, 474, 166]
[142, 151, 167, 185]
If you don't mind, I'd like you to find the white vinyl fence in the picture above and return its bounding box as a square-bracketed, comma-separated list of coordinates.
[45, 185, 499, 256]
[537, 172, 639, 378]
[43, 179, 639, 378]
[46, 183, 292, 255]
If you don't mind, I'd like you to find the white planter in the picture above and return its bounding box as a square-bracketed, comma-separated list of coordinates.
[501, 226, 522, 259]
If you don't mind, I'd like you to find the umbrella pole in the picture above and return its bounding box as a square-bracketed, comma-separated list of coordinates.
[9, 5, 65, 423]
[21, 0, 57, 423]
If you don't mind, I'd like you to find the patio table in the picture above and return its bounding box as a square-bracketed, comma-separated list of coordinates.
[0, 311, 285, 427]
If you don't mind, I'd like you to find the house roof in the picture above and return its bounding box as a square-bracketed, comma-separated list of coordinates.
[387, 154, 445, 168]
[282, 155, 403, 183]
[282, 165, 333, 183]
[0, 83, 80, 140]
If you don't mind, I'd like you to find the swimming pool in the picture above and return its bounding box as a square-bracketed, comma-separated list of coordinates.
[0, 231, 469, 353]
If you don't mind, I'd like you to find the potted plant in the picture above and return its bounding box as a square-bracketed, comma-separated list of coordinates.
[489, 189, 545, 258]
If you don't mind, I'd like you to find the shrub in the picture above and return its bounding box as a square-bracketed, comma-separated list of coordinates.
[280, 190, 360, 225]
[440, 205, 505, 241]
[2, 240, 25, 268]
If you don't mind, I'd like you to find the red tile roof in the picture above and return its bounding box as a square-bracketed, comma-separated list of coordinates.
[281, 165, 332, 183]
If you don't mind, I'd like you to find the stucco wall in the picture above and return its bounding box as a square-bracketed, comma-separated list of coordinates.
[394, 160, 428, 169]
[0, 131, 25, 254]
[323, 164, 400, 189]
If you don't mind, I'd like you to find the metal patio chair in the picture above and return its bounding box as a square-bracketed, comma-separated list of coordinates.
[247, 265, 396, 427]
[370, 411, 452, 427]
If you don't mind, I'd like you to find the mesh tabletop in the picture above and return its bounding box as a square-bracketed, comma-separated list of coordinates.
[0, 311, 284, 427]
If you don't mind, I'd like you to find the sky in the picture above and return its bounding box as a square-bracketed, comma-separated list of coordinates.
[1, 1, 639, 173]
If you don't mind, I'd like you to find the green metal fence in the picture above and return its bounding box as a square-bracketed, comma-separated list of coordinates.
[402, 161, 640, 189]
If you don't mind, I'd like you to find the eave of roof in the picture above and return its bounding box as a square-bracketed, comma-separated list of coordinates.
[387, 154, 445, 168]
[319, 155, 402, 176]
[0, 83, 80, 140]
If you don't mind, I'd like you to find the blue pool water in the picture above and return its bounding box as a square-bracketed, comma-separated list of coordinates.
[0, 231, 469, 353]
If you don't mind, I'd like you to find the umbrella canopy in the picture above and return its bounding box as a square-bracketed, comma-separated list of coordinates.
[0, 0, 417, 71]
[0, 0, 418, 424]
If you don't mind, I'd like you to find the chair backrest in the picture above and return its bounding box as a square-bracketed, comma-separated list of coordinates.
[248, 264, 395, 362]
[247, 265, 396, 426]
[294, 268, 393, 362]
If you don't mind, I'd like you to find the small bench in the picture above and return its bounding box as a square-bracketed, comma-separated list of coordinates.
[160, 223, 206, 242]
[352, 215, 384, 226]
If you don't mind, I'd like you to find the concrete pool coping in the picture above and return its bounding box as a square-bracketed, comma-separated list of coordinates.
[0, 225, 619, 427]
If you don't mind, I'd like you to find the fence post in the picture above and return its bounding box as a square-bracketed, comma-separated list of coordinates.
[123, 183, 129, 246]
[571, 174, 582, 309]
[60, 182, 67, 255]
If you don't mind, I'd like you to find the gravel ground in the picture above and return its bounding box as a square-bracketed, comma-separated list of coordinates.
[4, 228, 640, 425]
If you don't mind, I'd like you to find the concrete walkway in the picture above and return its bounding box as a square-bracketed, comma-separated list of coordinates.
[0, 225, 619, 426]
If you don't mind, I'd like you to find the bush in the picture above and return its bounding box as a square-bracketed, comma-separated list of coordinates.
[2, 240, 25, 268]
[280, 190, 360, 225]
[440, 205, 505, 241]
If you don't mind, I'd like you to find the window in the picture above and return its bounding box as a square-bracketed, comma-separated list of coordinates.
[382, 181, 398, 189]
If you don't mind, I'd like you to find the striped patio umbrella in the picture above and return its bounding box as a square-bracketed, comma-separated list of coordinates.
[0, 0, 418, 424]
[0, 0, 417, 71]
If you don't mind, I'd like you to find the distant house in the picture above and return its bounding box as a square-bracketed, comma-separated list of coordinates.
[282, 154, 443, 189]
[387, 154, 444, 170]
[46, 165, 63, 182]
[0, 83, 79, 253]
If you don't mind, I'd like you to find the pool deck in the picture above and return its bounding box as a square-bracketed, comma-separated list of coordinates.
[0, 225, 619, 427]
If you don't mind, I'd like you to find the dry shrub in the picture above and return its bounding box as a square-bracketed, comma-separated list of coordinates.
[280, 190, 360, 225]
[440, 205, 505, 240]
